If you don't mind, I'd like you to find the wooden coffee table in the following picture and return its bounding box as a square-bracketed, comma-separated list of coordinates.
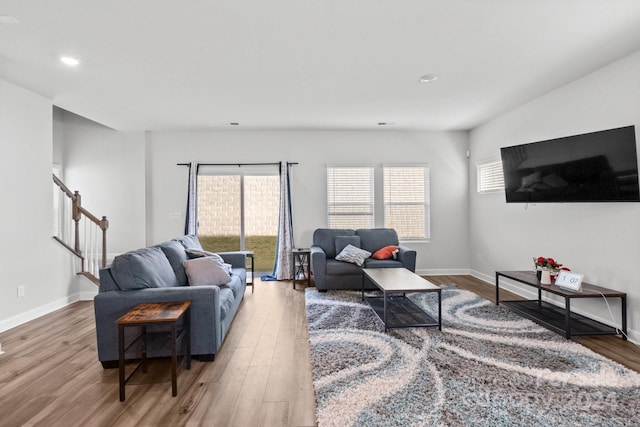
[116, 301, 191, 401]
[363, 268, 442, 332]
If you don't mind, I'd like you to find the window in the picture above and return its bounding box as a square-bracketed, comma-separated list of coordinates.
[384, 166, 430, 240]
[327, 166, 374, 229]
[477, 160, 505, 193]
[326, 165, 430, 240]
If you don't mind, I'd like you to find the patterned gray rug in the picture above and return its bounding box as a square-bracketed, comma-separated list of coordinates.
[305, 286, 640, 426]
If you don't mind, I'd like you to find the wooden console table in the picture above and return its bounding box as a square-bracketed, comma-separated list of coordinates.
[495, 271, 627, 340]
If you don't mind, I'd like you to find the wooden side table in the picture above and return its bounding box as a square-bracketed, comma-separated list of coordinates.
[292, 248, 311, 289]
[242, 250, 255, 293]
[116, 301, 191, 401]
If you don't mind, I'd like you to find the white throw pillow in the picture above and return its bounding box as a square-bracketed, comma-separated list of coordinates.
[335, 244, 372, 267]
[183, 257, 231, 286]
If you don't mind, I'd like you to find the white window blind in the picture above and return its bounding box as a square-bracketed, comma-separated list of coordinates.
[477, 160, 505, 193]
[327, 167, 374, 229]
[383, 166, 430, 240]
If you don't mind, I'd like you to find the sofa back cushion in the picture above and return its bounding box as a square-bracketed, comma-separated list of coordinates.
[174, 235, 204, 251]
[110, 247, 178, 290]
[356, 228, 399, 254]
[335, 235, 361, 255]
[313, 229, 355, 258]
[156, 240, 190, 286]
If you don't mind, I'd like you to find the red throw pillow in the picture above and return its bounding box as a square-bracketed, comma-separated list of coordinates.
[372, 245, 399, 260]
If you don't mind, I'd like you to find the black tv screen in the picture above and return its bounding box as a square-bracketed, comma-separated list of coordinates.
[500, 126, 640, 203]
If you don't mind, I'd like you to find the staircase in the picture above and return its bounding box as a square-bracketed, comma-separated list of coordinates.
[52, 174, 108, 285]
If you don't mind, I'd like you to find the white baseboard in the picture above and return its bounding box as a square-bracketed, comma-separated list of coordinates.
[0, 294, 81, 334]
[417, 268, 472, 276]
[79, 290, 98, 301]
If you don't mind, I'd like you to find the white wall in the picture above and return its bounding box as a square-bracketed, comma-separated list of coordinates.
[0, 79, 78, 332]
[146, 130, 470, 274]
[469, 49, 640, 341]
[54, 109, 147, 257]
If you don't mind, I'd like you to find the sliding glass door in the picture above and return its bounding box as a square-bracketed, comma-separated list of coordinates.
[197, 166, 279, 273]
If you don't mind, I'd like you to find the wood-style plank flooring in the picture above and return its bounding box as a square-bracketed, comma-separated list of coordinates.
[0, 275, 638, 427]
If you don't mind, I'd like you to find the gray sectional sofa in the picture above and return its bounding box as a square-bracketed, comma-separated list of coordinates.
[311, 228, 417, 291]
[94, 235, 246, 368]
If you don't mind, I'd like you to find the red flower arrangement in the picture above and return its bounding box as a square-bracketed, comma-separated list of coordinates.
[533, 256, 570, 272]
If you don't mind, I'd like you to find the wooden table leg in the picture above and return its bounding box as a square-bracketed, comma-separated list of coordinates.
[171, 323, 178, 396]
[118, 324, 125, 402]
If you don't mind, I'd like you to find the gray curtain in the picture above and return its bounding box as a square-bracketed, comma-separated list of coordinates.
[272, 161, 294, 280]
[184, 161, 198, 235]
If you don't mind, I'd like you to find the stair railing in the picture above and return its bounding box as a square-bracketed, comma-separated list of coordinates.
[52, 174, 109, 285]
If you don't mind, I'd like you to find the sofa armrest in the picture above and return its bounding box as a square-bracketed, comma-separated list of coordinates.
[216, 251, 248, 269]
[310, 245, 327, 288]
[397, 246, 417, 272]
[94, 286, 221, 362]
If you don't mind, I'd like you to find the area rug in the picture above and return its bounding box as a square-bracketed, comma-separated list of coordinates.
[305, 286, 640, 426]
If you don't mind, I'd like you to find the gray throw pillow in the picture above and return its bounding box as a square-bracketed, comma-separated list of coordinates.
[335, 244, 371, 267]
[183, 257, 231, 286]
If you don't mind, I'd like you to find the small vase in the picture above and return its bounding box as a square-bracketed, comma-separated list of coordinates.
[536, 270, 542, 281]
[541, 270, 552, 285]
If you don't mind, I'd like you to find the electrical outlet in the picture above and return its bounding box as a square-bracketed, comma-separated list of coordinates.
[17, 285, 25, 298]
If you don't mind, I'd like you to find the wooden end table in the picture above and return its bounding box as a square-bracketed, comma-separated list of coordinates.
[116, 301, 191, 401]
[292, 248, 311, 289]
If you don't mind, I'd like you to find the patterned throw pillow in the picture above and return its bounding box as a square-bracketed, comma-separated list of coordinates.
[335, 244, 372, 267]
[372, 245, 400, 260]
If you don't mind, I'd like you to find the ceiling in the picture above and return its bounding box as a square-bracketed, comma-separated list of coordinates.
[2, 0, 640, 132]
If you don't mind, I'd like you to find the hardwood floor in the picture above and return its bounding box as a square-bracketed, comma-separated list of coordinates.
[0, 275, 638, 427]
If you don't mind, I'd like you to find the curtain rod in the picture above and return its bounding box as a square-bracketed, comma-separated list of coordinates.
[177, 162, 298, 167]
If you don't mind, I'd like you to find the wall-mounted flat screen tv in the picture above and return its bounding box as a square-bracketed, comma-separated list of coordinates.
[500, 125, 640, 203]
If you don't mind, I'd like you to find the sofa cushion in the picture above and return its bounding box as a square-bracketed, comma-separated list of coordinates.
[335, 236, 361, 255]
[219, 287, 235, 321]
[185, 248, 224, 263]
[356, 228, 399, 254]
[326, 259, 363, 275]
[183, 257, 232, 286]
[156, 240, 190, 286]
[225, 274, 245, 299]
[335, 244, 371, 267]
[174, 235, 204, 251]
[110, 247, 178, 290]
[363, 258, 404, 269]
[372, 245, 399, 260]
[313, 228, 355, 258]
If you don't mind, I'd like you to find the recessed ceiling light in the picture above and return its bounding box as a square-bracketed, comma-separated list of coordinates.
[60, 56, 80, 67]
[419, 74, 438, 83]
[0, 15, 20, 24]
